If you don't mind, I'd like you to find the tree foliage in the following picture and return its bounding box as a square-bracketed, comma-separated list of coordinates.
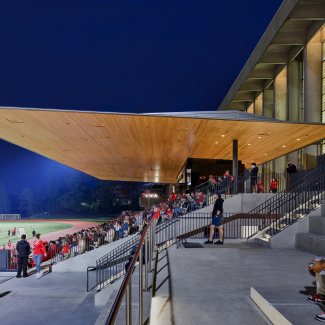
[0, 182, 10, 214]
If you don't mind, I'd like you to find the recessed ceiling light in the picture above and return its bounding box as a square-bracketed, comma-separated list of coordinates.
[215, 142, 218, 144]
[248, 144, 251, 145]
[265, 154, 267, 155]
[283, 145, 285, 147]
[221, 135, 225, 137]
[92, 123, 105, 127]
[297, 138, 300, 140]
[258, 137, 261, 139]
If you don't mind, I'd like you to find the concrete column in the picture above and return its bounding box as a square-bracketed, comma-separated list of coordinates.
[255, 93, 263, 116]
[247, 102, 255, 114]
[287, 61, 300, 121]
[287, 151, 299, 169]
[303, 30, 323, 168]
[263, 86, 273, 118]
[274, 68, 287, 120]
[304, 40, 322, 123]
[232, 140, 238, 194]
[274, 156, 287, 190]
[274, 156, 286, 174]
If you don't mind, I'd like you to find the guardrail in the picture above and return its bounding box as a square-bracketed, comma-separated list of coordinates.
[247, 166, 325, 239]
[103, 218, 156, 325]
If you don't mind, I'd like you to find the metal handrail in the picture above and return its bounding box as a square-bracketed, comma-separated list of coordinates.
[104, 217, 155, 325]
[195, 173, 246, 191]
[247, 167, 325, 239]
[245, 165, 325, 232]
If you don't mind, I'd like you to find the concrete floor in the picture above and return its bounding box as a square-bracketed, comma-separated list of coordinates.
[152, 239, 320, 325]
[0, 239, 321, 325]
[0, 272, 102, 325]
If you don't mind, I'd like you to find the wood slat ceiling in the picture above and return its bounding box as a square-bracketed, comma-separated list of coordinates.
[0, 108, 324, 183]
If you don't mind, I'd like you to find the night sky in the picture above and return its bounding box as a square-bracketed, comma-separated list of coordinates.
[0, 0, 284, 195]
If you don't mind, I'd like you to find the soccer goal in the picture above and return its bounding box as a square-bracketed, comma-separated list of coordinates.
[18, 228, 27, 238]
[0, 214, 21, 220]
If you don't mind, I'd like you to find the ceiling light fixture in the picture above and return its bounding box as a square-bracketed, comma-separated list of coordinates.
[258, 137, 261, 139]
[283, 145, 285, 147]
[215, 142, 218, 144]
[248, 144, 251, 145]
[297, 138, 300, 140]
[221, 135, 225, 137]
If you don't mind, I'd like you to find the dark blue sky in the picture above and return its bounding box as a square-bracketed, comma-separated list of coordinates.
[0, 0, 284, 195]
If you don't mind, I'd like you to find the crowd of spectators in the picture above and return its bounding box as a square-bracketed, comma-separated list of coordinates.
[9, 188, 207, 269]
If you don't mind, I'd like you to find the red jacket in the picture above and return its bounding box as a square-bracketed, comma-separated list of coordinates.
[270, 181, 278, 189]
[33, 240, 46, 255]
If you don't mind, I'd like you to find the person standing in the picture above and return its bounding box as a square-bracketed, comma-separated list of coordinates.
[269, 178, 279, 193]
[16, 234, 31, 278]
[8, 240, 11, 248]
[204, 191, 224, 245]
[32, 229, 36, 238]
[287, 160, 297, 191]
[8, 229, 10, 237]
[250, 163, 259, 193]
[32, 234, 47, 278]
[286, 161, 297, 174]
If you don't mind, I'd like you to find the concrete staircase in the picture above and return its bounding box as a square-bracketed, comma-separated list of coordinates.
[250, 195, 323, 248]
[296, 203, 325, 255]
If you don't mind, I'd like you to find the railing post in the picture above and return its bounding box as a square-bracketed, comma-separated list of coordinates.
[139, 244, 143, 325]
[145, 228, 148, 290]
[149, 224, 152, 271]
[126, 277, 132, 325]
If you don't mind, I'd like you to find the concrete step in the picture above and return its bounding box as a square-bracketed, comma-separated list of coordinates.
[296, 233, 325, 256]
[255, 237, 270, 248]
[309, 215, 325, 236]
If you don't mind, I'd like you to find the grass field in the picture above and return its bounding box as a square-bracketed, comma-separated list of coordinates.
[0, 221, 74, 247]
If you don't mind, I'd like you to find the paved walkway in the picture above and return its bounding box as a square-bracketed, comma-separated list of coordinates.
[152, 239, 319, 325]
[0, 271, 102, 325]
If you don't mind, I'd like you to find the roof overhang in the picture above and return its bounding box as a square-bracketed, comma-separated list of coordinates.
[0, 107, 324, 183]
[218, 0, 325, 111]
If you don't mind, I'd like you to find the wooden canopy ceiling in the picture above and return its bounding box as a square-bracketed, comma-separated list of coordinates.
[0, 108, 324, 183]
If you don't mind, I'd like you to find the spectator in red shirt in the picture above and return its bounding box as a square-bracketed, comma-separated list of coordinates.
[151, 206, 160, 221]
[269, 178, 279, 193]
[59, 242, 70, 261]
[32, 234, 47, 278]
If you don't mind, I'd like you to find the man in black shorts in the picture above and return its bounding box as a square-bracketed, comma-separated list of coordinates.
[16, 234, 31, 278]
[204, 191, 224, 245]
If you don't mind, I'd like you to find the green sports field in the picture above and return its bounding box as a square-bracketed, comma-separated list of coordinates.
[0, 221, 73, 247]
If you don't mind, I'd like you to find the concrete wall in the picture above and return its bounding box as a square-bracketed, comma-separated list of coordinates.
[269, 208, 321, 249]
[52, 234, 137, 272]
[193, 193, 277, 215]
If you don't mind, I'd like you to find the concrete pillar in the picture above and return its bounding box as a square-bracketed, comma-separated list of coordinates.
[303, 29, 323, 168]
[247, 102, 254, 114]
[263, 86, 273, 118]
[274, 156, 286, 174]
[274, 68, 287, 120]
[287, 151, 299, 169]
[255, 93, 263, 116]
[274, 156, 287, 190]
[287, 61, 300, 121]
[304, 40, 322, 123]
[232, 140, 238, 194]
